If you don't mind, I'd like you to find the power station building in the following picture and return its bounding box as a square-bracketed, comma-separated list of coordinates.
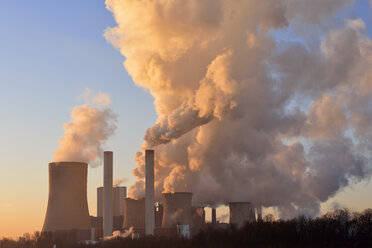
[97, 186, 127, 218]
[42, 150, 260, 241]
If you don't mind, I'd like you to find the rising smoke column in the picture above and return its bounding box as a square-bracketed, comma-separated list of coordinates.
[54, 89, 117, 167]
[105, 0, 372, 218]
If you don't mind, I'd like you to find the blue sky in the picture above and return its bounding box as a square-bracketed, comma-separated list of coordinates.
[0, 0, 157, 237]
[0, 0, 371, 238]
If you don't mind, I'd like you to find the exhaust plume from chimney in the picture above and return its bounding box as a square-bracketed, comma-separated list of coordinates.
[105, 0, 372, 218]
[54, 89, 117, 167]
[114, 177, 128, 187]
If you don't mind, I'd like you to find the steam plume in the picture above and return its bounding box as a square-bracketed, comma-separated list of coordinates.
[105, 0, 372, 218]
[54, 89, 117, 167]
[114, 178, 128, 187]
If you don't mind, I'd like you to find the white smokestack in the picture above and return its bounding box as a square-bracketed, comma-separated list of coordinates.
[145, 150, 155, 235]
[103, 151, 113, 237]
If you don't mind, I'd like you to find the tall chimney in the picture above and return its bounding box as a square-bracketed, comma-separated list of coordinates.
[103, 151, 113, 237]
[212, 208, 217, 225]
[256, 206, 263, 222]
[145, 150, 155, 235]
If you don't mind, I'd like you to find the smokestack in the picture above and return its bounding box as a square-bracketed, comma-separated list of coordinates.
[123, 198, 145, 229]
[229, 202, 255, 228]
[145, 150, 155, 235]
[212, 208, 217, 225]
[256, 206, 263, 222]
[103, 151, 113, 237]
[162, 192, 192, 228]
[97, 187, 103, 217]
[42, 162, 91, 240]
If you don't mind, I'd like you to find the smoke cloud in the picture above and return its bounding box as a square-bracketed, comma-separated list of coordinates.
[114, 177, 128, 187]
[104, 227, 134, 240]
[54, 89, 117, 167]
[105, 0, 372, 218]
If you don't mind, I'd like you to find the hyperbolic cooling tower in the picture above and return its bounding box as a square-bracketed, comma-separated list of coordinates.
[123, 198, 145, 229]
[42, 162, 91, 233]
[162, 192, 192, 228]
[229, 202, 256, 227]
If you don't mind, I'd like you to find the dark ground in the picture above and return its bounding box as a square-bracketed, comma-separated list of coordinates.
[2, 208, 372, 248]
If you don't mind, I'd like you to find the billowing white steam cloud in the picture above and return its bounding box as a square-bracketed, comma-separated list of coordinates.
[54, 89, 117, 167]
[105, 0, 372, 218]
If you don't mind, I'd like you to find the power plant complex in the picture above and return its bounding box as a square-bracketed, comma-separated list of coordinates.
[42, 150, 260, 241]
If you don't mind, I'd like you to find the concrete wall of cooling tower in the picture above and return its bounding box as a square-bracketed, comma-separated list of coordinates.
[123, 198, 145, 229]
[162, 192, 192, 228]
[229, 202, 255, 228]
[42, 162, 91, 235]
[113, 186, 126, 217]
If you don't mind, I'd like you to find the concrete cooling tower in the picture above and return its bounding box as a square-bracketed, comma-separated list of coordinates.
[123, 198, 145, 229]
[162, 192, 192, 228]
[229, 202, 256, 228]
[42, 162, 91, 239]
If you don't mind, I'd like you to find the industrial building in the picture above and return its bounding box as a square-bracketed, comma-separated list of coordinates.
[229, 202, 256, 228]
[97, 186, 127, 218]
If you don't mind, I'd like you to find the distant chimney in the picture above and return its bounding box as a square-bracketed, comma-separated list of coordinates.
[103, 151, 113, 237]
[145, 150, 155, 235]
[212, 208, 217, 225]
[256, 206, 263, 222]
[97, 187, 104, 217]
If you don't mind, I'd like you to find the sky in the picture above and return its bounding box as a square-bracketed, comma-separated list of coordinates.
[0, 0, 371, 238]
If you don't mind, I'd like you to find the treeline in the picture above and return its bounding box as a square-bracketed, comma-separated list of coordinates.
[1, 208, 372, 248]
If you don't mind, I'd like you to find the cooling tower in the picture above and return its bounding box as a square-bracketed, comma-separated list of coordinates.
[145, 149, 155, 235]
[162, 192, 192, 228]
[229, 202, 256, 228]
[103, 151, 113, 237]
[123, 198, 145, 229]
[42, 162, 91, 235]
